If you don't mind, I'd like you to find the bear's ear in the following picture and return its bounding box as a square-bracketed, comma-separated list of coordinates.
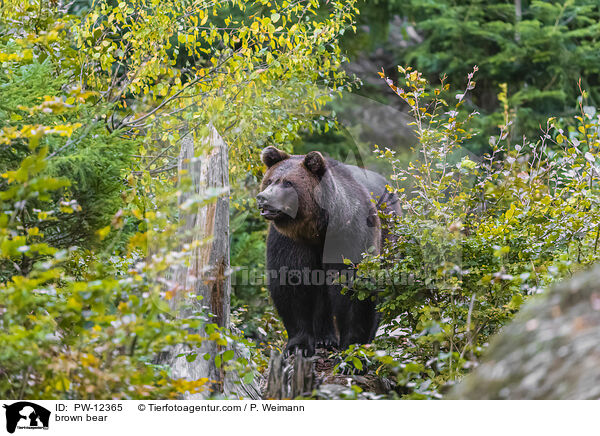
[261, 146, 290, 168]
[304, 151, 326, 177]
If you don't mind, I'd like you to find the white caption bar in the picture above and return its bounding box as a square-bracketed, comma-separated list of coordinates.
[0, 400, 596, 436]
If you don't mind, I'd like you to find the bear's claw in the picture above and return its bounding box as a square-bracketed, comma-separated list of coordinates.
[285, 335, 315, 357]
[316, 336, 339, 350]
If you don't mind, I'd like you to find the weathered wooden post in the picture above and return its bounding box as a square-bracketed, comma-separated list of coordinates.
[162, 124, 262, 399]
[168, 124, 231, 398]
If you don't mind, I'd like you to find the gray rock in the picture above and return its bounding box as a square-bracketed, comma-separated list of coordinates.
[450, 265, 600, 399]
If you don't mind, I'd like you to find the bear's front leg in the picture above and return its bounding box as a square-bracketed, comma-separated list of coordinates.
[270, 284, 316, 357]
[313, 286, 338, 350]
[266, 227, 321, 357]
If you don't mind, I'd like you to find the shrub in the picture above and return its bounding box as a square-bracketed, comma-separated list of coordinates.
[0, 1, 257, 399]
[351, 66, 600, 398]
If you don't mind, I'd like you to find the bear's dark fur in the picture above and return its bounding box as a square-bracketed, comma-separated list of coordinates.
[257, 146, 400, 356]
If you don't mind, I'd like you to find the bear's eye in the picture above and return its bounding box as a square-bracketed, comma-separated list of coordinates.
[282, 180, 293, 188]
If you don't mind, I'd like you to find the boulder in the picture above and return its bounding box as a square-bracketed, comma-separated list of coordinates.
[451, 265, 600, 399]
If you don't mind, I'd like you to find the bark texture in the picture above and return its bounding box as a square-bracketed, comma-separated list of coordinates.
[160, 125, 260, 398]
[166, 124, 230, 398]
[263, 351, 317, 399]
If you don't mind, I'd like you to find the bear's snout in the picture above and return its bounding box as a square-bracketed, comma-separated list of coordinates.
[256, 185, 299, 221]
[256, 192, 268, 208]
[256, 190, 284, 220]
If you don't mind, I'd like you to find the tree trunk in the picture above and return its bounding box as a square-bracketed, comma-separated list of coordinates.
[169, 124, 231, 398]
[264, 351, 318, 399]
[161, 124, 263, 399]
[514, 0, 522, 41]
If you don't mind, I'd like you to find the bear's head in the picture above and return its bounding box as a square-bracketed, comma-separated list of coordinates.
[257, 146, 327, 243]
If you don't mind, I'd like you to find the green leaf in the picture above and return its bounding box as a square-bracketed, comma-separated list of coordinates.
[222, 349, 235, 362]
[243, 372, 254, 384]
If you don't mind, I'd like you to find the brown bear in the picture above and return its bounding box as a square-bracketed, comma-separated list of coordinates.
[257, 146, 400, 356]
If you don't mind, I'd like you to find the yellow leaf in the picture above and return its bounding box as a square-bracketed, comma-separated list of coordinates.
[505, 204, 515, 220]
[97, 225, 110, 240]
